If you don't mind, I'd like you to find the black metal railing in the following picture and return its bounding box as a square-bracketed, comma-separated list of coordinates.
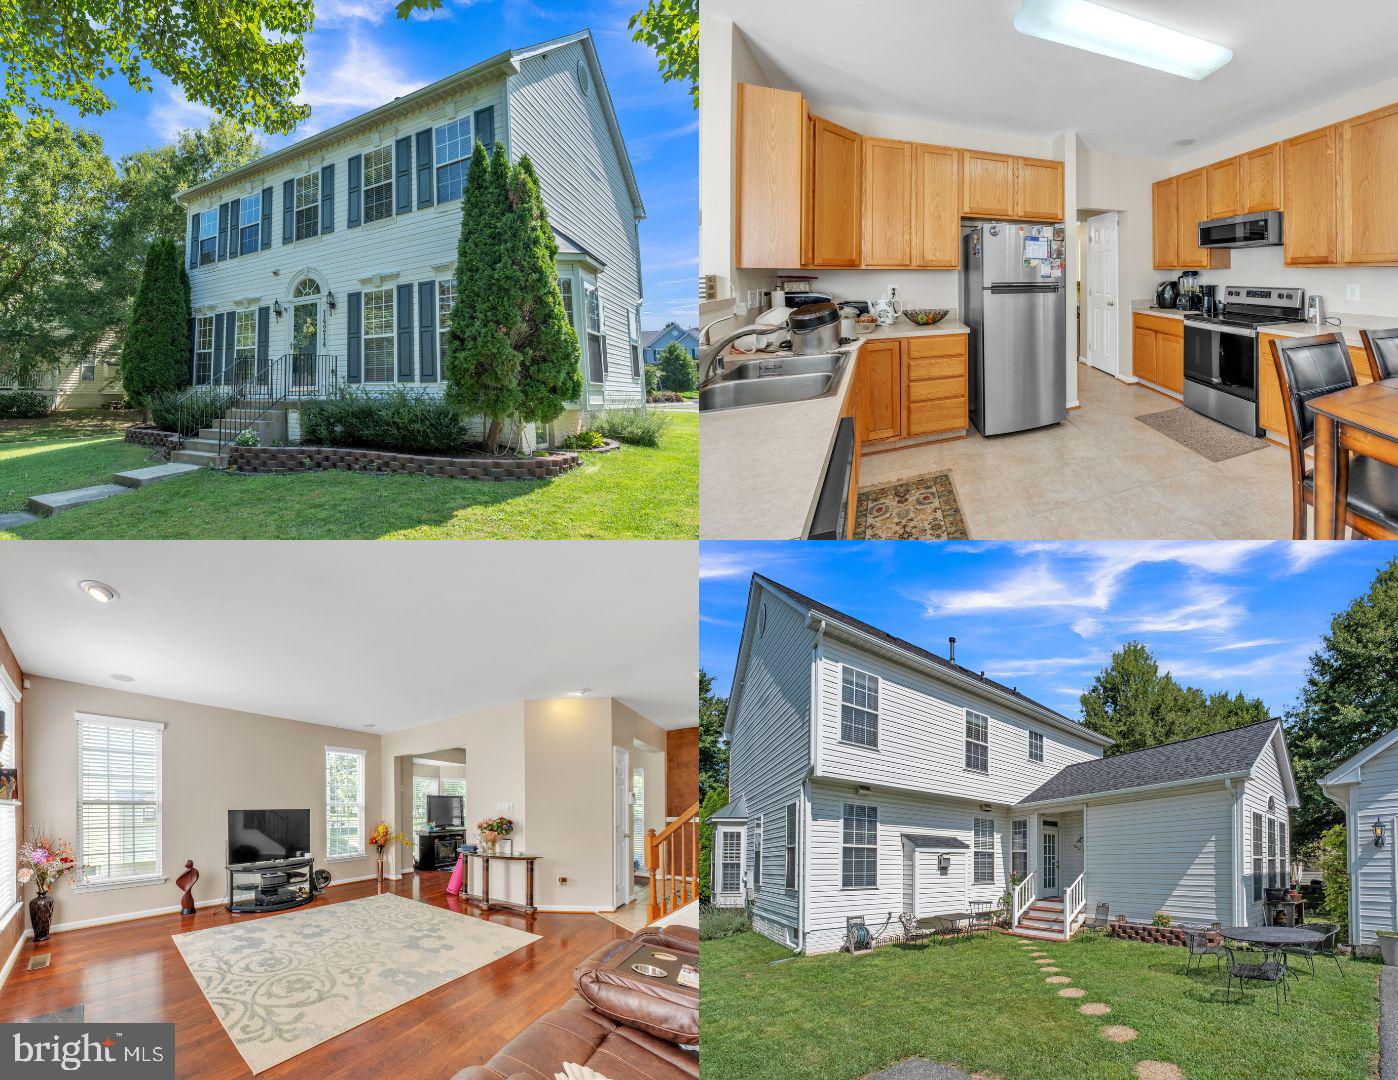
[179, 353, 340, 459]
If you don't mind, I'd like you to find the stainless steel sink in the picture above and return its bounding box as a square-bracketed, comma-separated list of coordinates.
[725, 353, 844, 380]
[700, 371, 835, 411]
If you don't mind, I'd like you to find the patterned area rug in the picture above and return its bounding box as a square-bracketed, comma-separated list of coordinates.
[854, 471, 969, 540]
[173, 892, 539, 1074]
[1135, 407, 1268, 462]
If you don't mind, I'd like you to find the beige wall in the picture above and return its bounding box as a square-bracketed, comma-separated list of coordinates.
[21, 676, 382, 930]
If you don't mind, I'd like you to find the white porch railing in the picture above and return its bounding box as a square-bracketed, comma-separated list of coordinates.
[1012, 871, 1036, 926]
[1063, 873, 1086, 941]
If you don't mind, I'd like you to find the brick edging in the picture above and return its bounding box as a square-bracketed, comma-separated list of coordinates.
[125, 424, 180, 455]
[225, 444, 581, 480]
[1107, 922, 1221, 948]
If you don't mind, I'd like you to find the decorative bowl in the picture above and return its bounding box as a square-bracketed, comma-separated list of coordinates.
[902, 308, 950, 326]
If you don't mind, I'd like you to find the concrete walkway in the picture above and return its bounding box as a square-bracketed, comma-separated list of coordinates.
[15, 459, 199, 523]
[0, 510, 39, 530]
[1380, 966, 1398, 1080]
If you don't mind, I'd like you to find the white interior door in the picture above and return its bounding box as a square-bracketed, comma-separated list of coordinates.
[613, 746, 631, 907]
[1086, 212, 1119, 376]
[1042, 828, 1060, 897]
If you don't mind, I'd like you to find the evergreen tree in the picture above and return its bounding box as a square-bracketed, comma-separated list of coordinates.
[445, 142, 522, 451]
[119, 238, 190, 411]
[698, 784, 727, 906]
[1289, 557, 1398, 846]
[657, 340, 697, 392]
[699, 669, 729, 801]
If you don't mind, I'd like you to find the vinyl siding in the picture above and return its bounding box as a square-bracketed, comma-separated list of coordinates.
[1350, 741, 1398, 946]
[507, 41, 643, 409]
[1084, 784, 1233, 925]
[1240, 736, 1290, 927]
[815, 641, 1102, 804]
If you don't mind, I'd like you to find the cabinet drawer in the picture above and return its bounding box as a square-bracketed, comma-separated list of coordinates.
[905, 334, 967, 359]
[907, 354, 966, 381]
[907, 374, 967, 403]
[908, 397, 967, 435]
[1134, 313, 1183, 338]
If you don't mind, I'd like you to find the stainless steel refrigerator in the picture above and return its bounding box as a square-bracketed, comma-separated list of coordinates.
[961, 223, 1067, 436]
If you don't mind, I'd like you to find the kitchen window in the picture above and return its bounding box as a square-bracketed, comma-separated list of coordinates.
[363, 287, 395, 383]
[325, 747, 365, 860]
[194, 316, 213, 384]
[77, 714, 164, 887]
[294, 172, 320, 241]
[752, 815, 762, 892]
[840, 665, 879, 748]
[1011, 819, 1028, 879]
[973, 817, 994, 885]
[720, 829, 741, 893]
[363, 146, 394, 224]
[1251, 811, 1263, 902]
[435, 117, 472, 203]
[198, 209, 218, 265]
[965, 711, 989, 773]
[239, 193, 261, 254]
[1028, 730, 1044, 763]
[784, 803, 797, 889]
[584, 282, 604, 383]
[841, 803, 877, 888]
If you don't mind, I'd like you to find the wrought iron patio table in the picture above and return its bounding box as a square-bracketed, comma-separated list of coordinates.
[923, 911, 973, 944]
[1219, 926, 1325, 979]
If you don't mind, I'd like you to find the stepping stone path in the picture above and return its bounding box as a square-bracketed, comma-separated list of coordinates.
[1033, 957, 1055, 964]
[0, 510, 39, 530]
[1045, 976, 1071, 985]
[1100, 1026, 1138, 1043]
[1135, 1063, 1183, 1080]
[1079, 1003, 1111, 1016]
[27, 483, 130, 517]
[113, 462, 201, 488]
[1057, 988, 1085, 999]
[1039, 966, 1061, 973]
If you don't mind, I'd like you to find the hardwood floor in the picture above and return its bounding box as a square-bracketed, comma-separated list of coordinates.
[0, 871, 630, 1080]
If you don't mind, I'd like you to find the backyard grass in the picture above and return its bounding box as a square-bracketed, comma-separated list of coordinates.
[702, 930, 1379, 1080]
[0, 410, 151, 512]
[1, 411, 697, 539]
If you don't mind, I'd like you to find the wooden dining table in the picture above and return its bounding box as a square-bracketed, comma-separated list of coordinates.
[1306, 377, 1398, 539]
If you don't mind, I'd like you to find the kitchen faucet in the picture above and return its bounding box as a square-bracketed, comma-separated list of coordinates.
[699, 323, 768, 387]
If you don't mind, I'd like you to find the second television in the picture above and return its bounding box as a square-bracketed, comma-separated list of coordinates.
[427, 795, 463, 829]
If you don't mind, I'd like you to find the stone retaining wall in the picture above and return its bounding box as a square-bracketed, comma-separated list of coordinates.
[124, 425, 180, 454]
[226, 444, 580, 480]
[1107, 921, 1221, 948]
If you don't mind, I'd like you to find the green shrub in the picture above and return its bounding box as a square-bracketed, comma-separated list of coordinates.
[699, 904, 751, 941]
[0, 390, 51, 419]
[590, 407, 671, 448]
[657, 340, 698, 392]
[145, 387, 237, 436]
[1151, 912, 1172, 928]
[1317, 823, 1349, 940]
[233, 429, 259, 447]
[300, 385, 468, 455]
[562, 430, 605, 450]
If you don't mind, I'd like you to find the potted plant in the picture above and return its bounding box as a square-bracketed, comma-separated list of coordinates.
[1378, 930, 1398, 966]
[18, 833, 83, 942]
[477, 816, 514, 854]
[367, 822, 411, 886]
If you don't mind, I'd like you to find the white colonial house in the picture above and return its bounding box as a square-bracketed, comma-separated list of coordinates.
[175, 29, 645, 455]
[1320, 730, 1398, 952]
[713, 575, 1300, 954]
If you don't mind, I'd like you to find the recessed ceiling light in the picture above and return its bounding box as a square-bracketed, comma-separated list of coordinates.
[1014, 0, 1233, 81]
[78, 580, 120, 603]
[569, 688, 593, 697]
[363, 723, 376, 728]
[110, 674, 133, 683]
[1174, 138, 1197, 147]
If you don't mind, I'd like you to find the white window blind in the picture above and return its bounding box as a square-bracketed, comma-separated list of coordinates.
[77, 714, 163, 886]
[441, 778, 467, 801]
[412, 776, 437, 834]
[326, 747, 365, 860]
[0, 804, 14, 914]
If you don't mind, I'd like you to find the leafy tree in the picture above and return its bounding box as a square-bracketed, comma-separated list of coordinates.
[119, 238, 190, 411]
[1315, 823, 1349, 940]
[657, 340, 697, 392]
[1080, 641, 1270, 755]
[699, 669, 729, 802]
[0, 1, 313, 135]
[644, 362, 659, 395]
[0, 117, 118, 388]
[1288, 557, 1398, 847]
[629, 0, 699, 107]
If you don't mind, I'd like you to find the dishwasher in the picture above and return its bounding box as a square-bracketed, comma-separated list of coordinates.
[806, 417, 855, 540]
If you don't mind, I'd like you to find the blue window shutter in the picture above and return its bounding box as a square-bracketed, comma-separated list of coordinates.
[416, 129, 433, 209]
[260, 186, 273, 249]
[395, 136, 412, 215]
[320, 164, 335, 234]
[213, 312, 226, 383]
[188, 214, 199, 269]
[347, 154, 362, 228]
[257, 306, 270, 369]
[396, 282, 414, 380]
[223, 310, 236, 376]
[227, 197, 241, 260]
[282, 179, 294, 244]
[346, 292, 362, 383]
[217, 202, 230, 260]
[474, 106, 495, 152]
[417, 280, 436, 381]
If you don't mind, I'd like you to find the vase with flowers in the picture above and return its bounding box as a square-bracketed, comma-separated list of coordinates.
[18, 833, 83, 942]
[367, 822, 411, 887]
[477, 816, 514, 855]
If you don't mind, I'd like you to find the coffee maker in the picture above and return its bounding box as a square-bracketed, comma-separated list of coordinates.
[1199, 283, 1219, 317]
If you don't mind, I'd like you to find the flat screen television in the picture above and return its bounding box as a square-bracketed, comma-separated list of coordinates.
[427, 795, 464, 829]
[228, 809, 311, 865]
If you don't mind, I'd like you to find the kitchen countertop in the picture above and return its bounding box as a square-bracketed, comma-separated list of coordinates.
[700, 319, 970, 540]
[1130, 300, 1395, 348]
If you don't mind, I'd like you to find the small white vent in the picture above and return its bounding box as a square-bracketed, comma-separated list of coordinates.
[576, 60, 591, 95]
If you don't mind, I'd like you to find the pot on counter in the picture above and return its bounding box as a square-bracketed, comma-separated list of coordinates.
[788, 302, 840, 355]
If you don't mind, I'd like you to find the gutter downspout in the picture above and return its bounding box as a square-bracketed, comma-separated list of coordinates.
[801, 616, 825, 955]
[1226, 778, 1242, 926]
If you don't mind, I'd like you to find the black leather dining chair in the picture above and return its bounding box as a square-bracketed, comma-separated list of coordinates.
[1360, 327, 1398, 382]
[1269, 333, 1398, 539]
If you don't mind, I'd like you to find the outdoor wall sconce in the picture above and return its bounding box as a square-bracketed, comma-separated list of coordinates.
[937, 853, 951, 872]
[326, 291, 337, 312]
[273, 301, 284, 320]
[1074, 834, 1084, 852]
[1375, 820, 1387, 847]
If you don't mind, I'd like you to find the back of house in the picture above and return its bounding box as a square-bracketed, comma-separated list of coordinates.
[1322, 730, 1398, 951]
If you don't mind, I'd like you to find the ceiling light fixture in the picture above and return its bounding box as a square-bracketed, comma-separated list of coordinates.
[78, 580, 120, 603]
[570, 688, 592, 697]
[1014, 0, 1233, 81]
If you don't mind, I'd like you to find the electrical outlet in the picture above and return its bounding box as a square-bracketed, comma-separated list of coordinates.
[1347, 284, 1361, 302]
[558, 876, 569, 885]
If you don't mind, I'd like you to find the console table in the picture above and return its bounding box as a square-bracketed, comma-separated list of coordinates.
[462, 852, 540, 914]
[227, 855, 316, 914]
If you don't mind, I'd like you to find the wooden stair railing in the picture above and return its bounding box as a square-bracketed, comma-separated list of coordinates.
[645, 801, 699, 923]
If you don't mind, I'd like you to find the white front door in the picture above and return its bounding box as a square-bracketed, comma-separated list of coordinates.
[613, 746, 631, 908]
[1086, 212, 1119, 376]
[1042, 828, 1060, 897]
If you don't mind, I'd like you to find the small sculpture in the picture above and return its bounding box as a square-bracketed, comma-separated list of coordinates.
[176, 860, 199, 916]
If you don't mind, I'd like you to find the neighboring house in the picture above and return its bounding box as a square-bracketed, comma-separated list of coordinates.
[0, 335, 124, 411]
[1320, 730, 1398, 951]
[175, 30, 645, 448]
[714, 575, 1299, 953]
[643, 322, 699, 366]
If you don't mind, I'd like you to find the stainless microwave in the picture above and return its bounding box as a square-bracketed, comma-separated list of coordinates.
[1198, 210, 1283, 249]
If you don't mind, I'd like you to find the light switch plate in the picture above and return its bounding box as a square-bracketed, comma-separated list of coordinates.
[1347, 284, 1361, 301]
[497, 802, 512, 812]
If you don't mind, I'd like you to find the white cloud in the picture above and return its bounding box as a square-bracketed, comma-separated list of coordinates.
[1210, 638, 1288, 652]
[924, 560, 1118, 617]
[982, 653, 1108, 678]
[316, 0, 389, 26]
[297, 31, 426, 115]
[630, 118, 699, 163]
[148, 84, 216, 143]
[1071, 616, 1102, 638]
[1279, 541, 1347, 575]
[1159, 643, 1313, 684]
[1124, 583, 1241, 635]
[699, 551, 755, 581]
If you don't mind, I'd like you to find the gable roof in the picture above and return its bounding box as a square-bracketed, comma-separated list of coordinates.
[645, 323, 699, 349]
[708, 794, 748, 824]
[553, 226, 606, 269]
[1018, 719, 1286, 805]
[1320, 727, 1398, 788]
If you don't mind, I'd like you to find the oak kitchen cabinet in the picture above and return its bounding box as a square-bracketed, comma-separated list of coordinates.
[960, 152, 1063, 221]
[1282, 124, 1340, 266]
[1152, 178, 1179, 269]
[857, 338, 903, 443]
[1131, 313, 1183, 394]
[857, 334, 970, 446]
[1152, 173, 1229, 270]
[735, 83, 804, 269]
[912, 143, 961, 268]
[1206, 156, 1241, 219]
[862, 138, 914, 267]
[1241, 142, 1282, 212]
[803, 114, 862, 268]
[1340, 102, 1398, 264]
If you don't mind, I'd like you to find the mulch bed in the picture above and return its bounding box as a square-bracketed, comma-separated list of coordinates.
[226, 444, 580, 481]
[571, 438, 621, 454]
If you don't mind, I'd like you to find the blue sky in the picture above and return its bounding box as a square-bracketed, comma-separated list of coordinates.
[59, 0, 696, 330]
[701, 542, 1397, 722]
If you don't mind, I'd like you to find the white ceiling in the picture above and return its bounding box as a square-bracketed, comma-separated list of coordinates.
[0, 542, 697, 732]
[711, 0, 1398, 156]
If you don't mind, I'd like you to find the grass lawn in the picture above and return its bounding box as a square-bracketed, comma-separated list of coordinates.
[0, 410, 152, 512]
[2, 411, 697, 539]
[702, 930, 1379, 1080]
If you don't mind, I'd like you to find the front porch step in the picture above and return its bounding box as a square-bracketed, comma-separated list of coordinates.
[1005, 926, 1070, 941]
[113, 462, 202, 488]
[171, 448, 223, 468]
[27, 483, 131, 517]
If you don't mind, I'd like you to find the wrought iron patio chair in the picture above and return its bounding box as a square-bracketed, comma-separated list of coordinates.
[1181, 925, 1227, 975]
[1223, 944, 1289, 1015]
[1282, 922, 1344, 977]
[1080, 902, 1111, 935]
[968, 900, 995, 934]
[899, 912, 935, 947]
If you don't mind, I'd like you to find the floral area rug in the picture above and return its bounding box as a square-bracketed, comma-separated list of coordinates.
[854, 470, 969, 540]
[173, 891, 538, 1073]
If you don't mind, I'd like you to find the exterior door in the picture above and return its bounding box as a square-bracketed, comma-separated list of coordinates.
[291, 300, 319, 389]
[1041, 828, 1060, 897]
[1086, 212, 1119, 376]
[613, 746, 631, 908]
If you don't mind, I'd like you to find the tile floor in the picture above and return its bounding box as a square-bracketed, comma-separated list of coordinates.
[859, 365, 1304, 540]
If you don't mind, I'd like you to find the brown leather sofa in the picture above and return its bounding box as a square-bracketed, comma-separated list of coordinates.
[455, 925, 698, 1080]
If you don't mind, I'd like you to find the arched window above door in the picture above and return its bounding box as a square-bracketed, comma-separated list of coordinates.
[294, 278, 321, 299]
